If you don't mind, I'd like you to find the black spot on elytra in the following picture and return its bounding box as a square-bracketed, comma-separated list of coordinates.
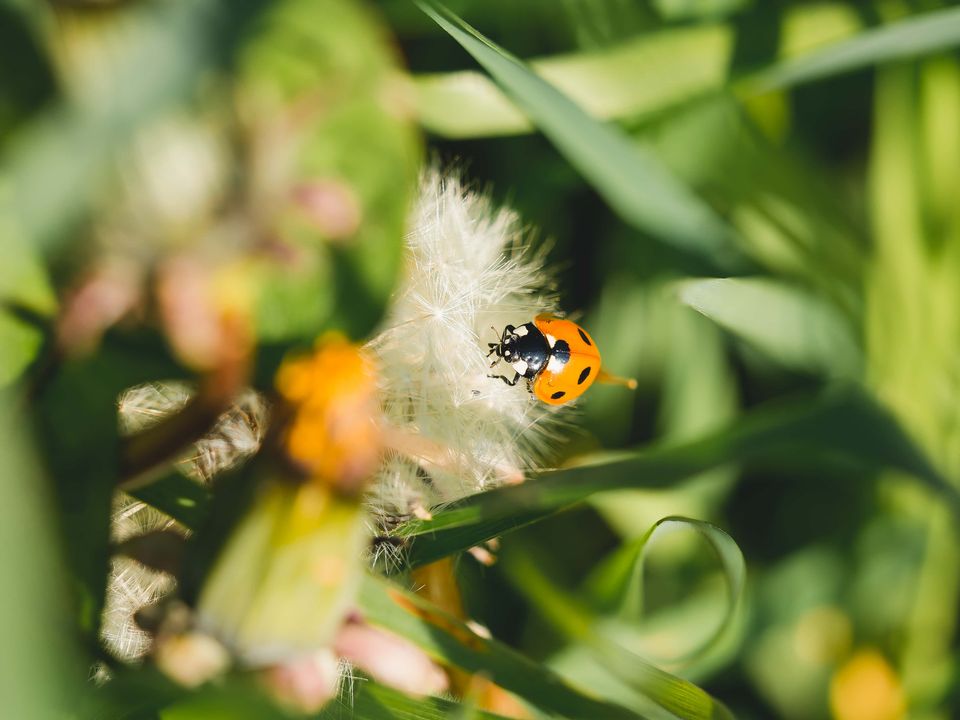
[551, 391, 566, 400]
[578, 328, 592, 345]
[578, 367, 591, 385]
[552, 339, 571, 364]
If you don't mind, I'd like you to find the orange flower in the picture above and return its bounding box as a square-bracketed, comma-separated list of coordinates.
[275, 334, 381, 494]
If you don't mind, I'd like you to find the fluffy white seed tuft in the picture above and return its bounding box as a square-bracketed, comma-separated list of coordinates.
[117, 382, 268, 483]
[100, 495, 179, 662]
[368, 168, 566, 520]
[102, 385, 268, 663]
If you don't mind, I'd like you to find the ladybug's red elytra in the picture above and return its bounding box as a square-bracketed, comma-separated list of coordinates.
[487, 314, 605, 405]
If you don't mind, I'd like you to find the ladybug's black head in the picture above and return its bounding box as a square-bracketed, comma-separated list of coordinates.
[488, 335, 516, 360]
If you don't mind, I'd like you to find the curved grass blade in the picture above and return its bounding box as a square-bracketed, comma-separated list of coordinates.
[399, 386, 955, 567]
[589, 517, 745, 667]
[742, 5, 960, 93]
[415, 0, 745, 272]
[501, 548, 735, 720]
[357, 575, 649, 720]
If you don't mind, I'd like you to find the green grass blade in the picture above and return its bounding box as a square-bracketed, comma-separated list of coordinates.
[501, 549, 735, 720]
[414, 23, 732, 138]
[320, 680, 513, 720]
[677, 277, 863, 378]
[743, 5, 960, 93]
[400, 387, 954, 566]
[413, 4, 866, 139]
[357, 575, 649, 720]
[590, 517, 744, 667]
[415, 0, 745, 271]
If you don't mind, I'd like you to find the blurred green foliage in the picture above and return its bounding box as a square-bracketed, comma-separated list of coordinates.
[6, 0, 960, 718]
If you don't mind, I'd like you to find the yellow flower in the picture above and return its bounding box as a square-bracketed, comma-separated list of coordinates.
[830, 648, 905, 720]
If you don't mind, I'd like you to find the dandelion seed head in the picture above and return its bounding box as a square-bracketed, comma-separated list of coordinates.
[100, 494, 179, 662]
[104, 385, 268, 664]
[117, 381, 268, 483]
[369, 168, 566, 516]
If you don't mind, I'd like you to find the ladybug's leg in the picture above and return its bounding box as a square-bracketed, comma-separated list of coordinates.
[488, 371, 521, 386]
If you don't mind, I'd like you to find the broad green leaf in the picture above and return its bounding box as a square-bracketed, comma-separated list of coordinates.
[742, 5, 960, 93]
[196, 482, 369, 661]
[399, 387, 954, 566]
[501, 548, 735, 720]
[416, 0, 744, 272]
[357, 575, 646, 720]
[678, 277, 863, 378]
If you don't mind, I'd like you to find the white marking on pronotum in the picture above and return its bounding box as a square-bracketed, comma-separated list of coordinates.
[546, 355, 566, 373]
[544, 333, 557, 348]
[515, 325, 528, 336]
[511, 359, 529, 375]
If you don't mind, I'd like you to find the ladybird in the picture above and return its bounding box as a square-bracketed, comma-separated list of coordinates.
[487, 314, 603, 405]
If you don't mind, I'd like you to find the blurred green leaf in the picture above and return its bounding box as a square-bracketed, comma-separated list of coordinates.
[586, 284, 740, 537]
[36, 332, 184, 640]
[414, 23, 732, 138]
[399, 387, 954, 566]
[416, 0, 745, 272]
[742, 5, 960, 93]
[319, 680, 512, 720]
[240, 0, 420, 340]
[0, 312, 44, 388]
[678, 277, 863, 378]
[0, 201, 56, 386]
[413, 3, 867, 139]
[358, 575, 646, 720]
[2, 0, 271, 253]
[0, 397, 81, 719]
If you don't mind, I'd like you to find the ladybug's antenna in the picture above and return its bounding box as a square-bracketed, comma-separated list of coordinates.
[596, 368, 638, 390]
